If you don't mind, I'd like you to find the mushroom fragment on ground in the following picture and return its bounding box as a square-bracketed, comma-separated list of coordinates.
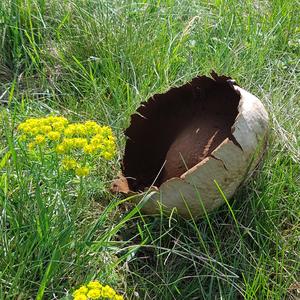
[113, 72, 269, 218]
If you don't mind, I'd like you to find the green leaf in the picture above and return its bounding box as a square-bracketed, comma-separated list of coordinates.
[0, 151, 11, 170]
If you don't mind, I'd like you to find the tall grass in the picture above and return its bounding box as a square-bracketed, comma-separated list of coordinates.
[0, 0, 299, 299]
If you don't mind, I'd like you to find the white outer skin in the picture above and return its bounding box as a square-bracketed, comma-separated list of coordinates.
[138, 85, 269, 218]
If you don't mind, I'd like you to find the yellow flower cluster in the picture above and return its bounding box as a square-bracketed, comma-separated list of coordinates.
[54, 125, 116, 160]
[18, 116, 68, 137]
[73, 280, 124, 300]
[17, 116, 116, 176]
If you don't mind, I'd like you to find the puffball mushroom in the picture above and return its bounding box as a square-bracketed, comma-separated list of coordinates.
[113, 72, 269, 218]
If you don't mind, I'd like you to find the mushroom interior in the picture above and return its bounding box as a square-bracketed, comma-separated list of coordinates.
[123, 75, 241, 192]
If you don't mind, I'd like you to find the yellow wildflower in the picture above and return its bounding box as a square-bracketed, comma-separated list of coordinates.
[17, 116, 116, 174]
[28, 142, 36, 151]
[114, 295, 124, 300]
[83, 144, 97, 154]
[102, 285, 116, 298]
[42, 116, 51, 124]
[40, 125, 52, 134]
[30, 128, 39, 136]
[84, 120, 98, 127]
[17, 122, 27, 131]
[73, 286, 88, 296]
[75, 166, 90, 177]
[35, 135, 46, 144]
[56, 144, 66, 154]
[62, 138, 87, 149]
[52, 122, 66, 132]
[62, 157, 77, 170]
[105, 139, 116, 147]
[64, 123, 86, 136]
[84, 120, 101, 135]
[90, 134, 104, 146]
[87, 281, 102, 289]
[73, 294, 87, 300]
[20, 125, 29, 134]
[20, 124, 31, 134]
[64, 124, 77, 136]
[38, 118, 49, 126]
[48, 116, 68, 126]
[87, 288, 101, 299]
[48, 131, 61, 141]
[25, 118, 39, 127]
[62, 138, 74, 148]
[101, 151, 114, 160]
[73, 138, 88, 148]
[58, 116, 68, 124]
[75, 124, 86, 135]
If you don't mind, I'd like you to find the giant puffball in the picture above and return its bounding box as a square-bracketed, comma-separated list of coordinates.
[113, 72, 269, 218]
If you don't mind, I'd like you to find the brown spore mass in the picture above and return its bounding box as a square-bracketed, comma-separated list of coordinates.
[123, 74, 240, 192]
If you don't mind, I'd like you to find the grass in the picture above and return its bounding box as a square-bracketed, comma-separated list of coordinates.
[0, 0, 299, 299]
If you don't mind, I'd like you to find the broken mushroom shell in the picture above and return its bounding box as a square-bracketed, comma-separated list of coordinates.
[113, 72, 269, 218]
